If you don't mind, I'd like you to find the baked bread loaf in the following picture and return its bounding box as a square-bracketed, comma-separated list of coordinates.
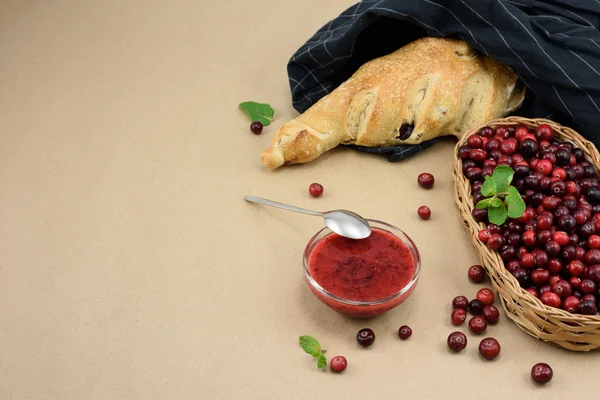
[261, 37, 525, 169]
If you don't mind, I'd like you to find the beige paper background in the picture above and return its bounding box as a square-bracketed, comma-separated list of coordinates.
[0, 0, 598, 398]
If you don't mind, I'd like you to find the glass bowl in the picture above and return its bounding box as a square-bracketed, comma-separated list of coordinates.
[303, 219, 421, 318]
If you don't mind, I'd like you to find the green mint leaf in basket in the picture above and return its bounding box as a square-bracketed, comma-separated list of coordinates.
[491, 165, 514, 194]
[506, 186, 526, 218]
[476, 197, 503, 210]
[488, 203, 508, 226]
[480, 175, 497, 197]
[239, 101, 274, 126]
[299, 335, 322, 357]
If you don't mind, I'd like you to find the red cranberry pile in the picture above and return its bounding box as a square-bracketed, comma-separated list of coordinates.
[460, 123, 600, 316]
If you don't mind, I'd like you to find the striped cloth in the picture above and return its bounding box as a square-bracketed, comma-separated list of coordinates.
[287, 0, 600, 162]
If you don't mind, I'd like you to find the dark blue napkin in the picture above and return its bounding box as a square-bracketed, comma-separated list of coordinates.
[287, 0, 600, 161]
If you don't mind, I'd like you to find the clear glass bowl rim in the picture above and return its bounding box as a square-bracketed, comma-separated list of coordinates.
[303, 219, 421, 306]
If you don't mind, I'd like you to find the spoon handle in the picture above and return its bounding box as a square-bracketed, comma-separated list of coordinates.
[244, 196, 324, 217]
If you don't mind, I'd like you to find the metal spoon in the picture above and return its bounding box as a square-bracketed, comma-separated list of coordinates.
[244, 195, 372, 239]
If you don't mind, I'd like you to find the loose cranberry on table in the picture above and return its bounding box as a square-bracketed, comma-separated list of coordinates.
[483, 305, 500, 324]
[479, 337, 501, 360]
[309, 183, 324, 197]
[250, 121, 263, 134]
[417, 173, 435, 189]
[531, 363, 553, 385]
[468, 315, 488, 334]
[398, 325, 412, 340]
[330, 356, 347, 373]
[356, 328, 375, 348]
[418, 206, 431, 220]
[452, 295, 469, 309]
[476, 288, 495, 305]
[451, 308, 467, 326]
[468, 299, 484, 315]
[468, 265, 486, 283]
[447, 331, 467, 352]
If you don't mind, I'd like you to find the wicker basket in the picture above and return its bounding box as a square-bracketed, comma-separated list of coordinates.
[453, 116, 600, 351]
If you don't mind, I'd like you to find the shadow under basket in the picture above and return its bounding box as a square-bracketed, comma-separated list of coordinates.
[453, 116, 600, 351]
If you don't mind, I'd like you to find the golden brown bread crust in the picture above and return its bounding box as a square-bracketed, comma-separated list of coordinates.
[261, 37, 525, 169]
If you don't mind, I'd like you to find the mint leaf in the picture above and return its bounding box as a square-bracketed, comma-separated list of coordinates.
[488, 204, 508, 225]
[476, 197, 503, 209]
[239, 101, 274, 126]
[492, 166, 514, 194]
[506, 186, 526, 218]
[317, 354, 327, 369]
[480, 175, 497, 197]
[299, 335, 321, 357]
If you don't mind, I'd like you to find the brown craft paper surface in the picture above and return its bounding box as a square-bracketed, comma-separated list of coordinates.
[0, 0, 598, 398]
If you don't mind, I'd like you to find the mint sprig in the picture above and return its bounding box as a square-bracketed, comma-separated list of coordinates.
[299, 335, 327, 369]
[239, 101, 274, 126]
[474, 166, 526, 225]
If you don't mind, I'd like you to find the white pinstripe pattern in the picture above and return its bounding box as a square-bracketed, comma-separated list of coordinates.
[459, 0, 537, 77]
[568, 48, 600, 78]
[369, 6, 444, 35]
[423, 0, 489, 56]
[552, 85, 575, 119]
[567, 9, 595, 28]
[499, 1, 600, 113]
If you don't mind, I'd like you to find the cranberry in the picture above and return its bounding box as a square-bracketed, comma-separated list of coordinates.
[531, 363, 553, 384]
[570, 276, 581, 289]
[548, 259, 563, 274]
[488, 224, 502, 234]
[447, 331, 467, 352]
[398, 325, 412, 340]
[585, 249, 600, 265]
[480, 126, 494, 138]
[470, 149, 487, 163]
[330, 356, 347, 373]
[522, 230, 537, 247]
[482, 159, 497, 169]
[584, 164, 598, 177]
[567, 260, 585, 277]
[588, 188, 600, 204]
[469, 315, 487, 334]
[452, 296, 469, 309]
[541, 152, 557, 165]
[512, 268, 530, 287]
[476, 288, 495, 305]
[500, 138, 518, 155]
[520, 139, 538, 158]
[514, 164, 530, 178]
[417, 173, 434, 189]
[524, 176, 540, 190]
[309, 183, 324, 197]
[467, 135, 483, 149]
[573, 210, 588, 226]
[520, 253, 535, 269]
[561, 245, 576, 261]
[543, 196, 560, 211]
[535, 159, 553, 176]
[544, 241, 561, 259]
[552, 167, 567, 180]
[532, 248, 549, 266]
[552, 280, 573, 299]
[451, 308, 467, 326]
[549, 275, 562, 286]
[356, 328, 375, 347]
[468, 299, 484, 315]
[540, 291, 562, 308]
[486, 138, 500, 152]
[555, 149, 570, 166]
[471, 208, 487, 222]
[540, 285, 552, 295]
[563, 295, 580, 313]
[487, 234, 504, 251]
[527, 287, 539, 297]
[508, 232, 521, 246]
[536, 215, 552, 230]
[569, 233, 580, 246]
[552, 231, 569, 246]
[550, 181, 566, 197]
[535, 124, 554, 141]
[581, 279, 596, 293]
[580, 300, 597, 315]
[468, 265, 486, 283]
[572, 164, 586, 180]
[499, 245, 516, 261]
[483, 305, 500, 324]
[530, 269, 550, 286]
[479, 337, 501, 360]
[576, 246, 586, 260]
[250, 121, 263, 134]
[583, 294, 597, 302]
[466, 168, 483, 182]
[557, 215, 576, 232]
